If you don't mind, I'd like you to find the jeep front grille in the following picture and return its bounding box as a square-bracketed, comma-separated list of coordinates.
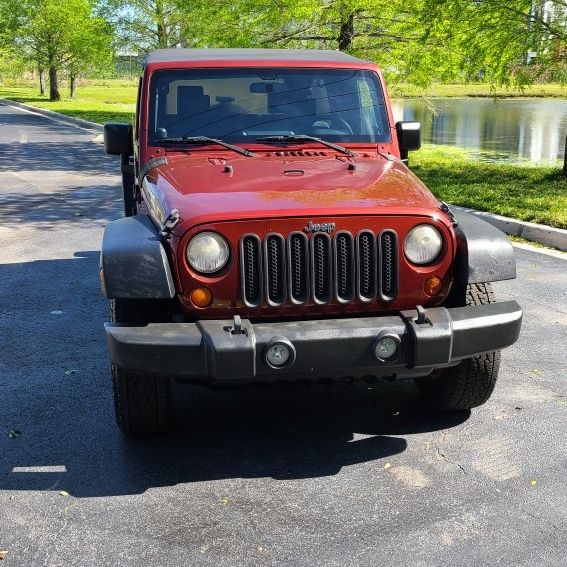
[312, 233, 332, 303]
[379, 230, 398, 301]
[357, 231, 377, 302]
[241, 234, 262, 306]
[240, 230, 398, 307]
[334, 231, 355, 302]
[264, 233, 286, 305]
[288, 232, 309, 304]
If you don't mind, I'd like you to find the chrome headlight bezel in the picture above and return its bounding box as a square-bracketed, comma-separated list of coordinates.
[404, 224, 443, 265]
[186, 231, 230, 274]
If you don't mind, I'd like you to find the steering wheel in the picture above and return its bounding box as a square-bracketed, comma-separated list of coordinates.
[312, 117, 353, 135]
[333, 117, 354, 135]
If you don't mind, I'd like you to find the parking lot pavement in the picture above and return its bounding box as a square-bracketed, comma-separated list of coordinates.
[0, 101, 566, 567]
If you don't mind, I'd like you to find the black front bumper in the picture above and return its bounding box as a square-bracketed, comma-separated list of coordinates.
[105, 301, 522, 383]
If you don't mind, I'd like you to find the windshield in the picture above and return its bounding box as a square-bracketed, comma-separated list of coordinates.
[148, 68, 391, 145]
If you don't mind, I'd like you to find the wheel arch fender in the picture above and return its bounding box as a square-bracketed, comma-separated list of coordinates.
[452, 210, 516, 284]
[100, 214, 176, 299]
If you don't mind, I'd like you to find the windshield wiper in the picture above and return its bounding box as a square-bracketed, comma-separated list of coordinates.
[255, 135, 356, 157]
[156, 136, 256, 157]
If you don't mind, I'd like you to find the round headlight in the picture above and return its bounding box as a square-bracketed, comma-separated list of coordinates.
[186, 232, 230, 274]
[404, 224, 443, 265]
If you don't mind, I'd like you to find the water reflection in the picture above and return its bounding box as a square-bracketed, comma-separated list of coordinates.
[391, 98, 567, 163]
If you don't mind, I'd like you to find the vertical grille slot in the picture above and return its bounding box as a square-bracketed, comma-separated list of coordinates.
[379, 230, 398, 301]
[264, 234, 285, 305]
[357, 231, 377, 302]
[241, 234, 262, 307]
[287, 232, 309, 304]
[334, 231, 355, 302]
[311, 233, 332, 304]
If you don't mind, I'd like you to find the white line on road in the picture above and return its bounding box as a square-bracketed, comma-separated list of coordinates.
[12, 466, 68, 473]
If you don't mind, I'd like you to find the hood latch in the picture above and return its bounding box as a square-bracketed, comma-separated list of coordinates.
[159, 208, 180, 238]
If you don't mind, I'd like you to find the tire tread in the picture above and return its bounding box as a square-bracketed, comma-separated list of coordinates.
[110, 298, 173, 436]
[418, 282, 501, 411]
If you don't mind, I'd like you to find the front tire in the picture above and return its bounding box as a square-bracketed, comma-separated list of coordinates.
[417, 283, 501, 411]
[110, 298, 173, 436]
[111, 365, 172, 437]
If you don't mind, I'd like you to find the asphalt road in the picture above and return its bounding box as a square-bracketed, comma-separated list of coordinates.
[0, 101, 566, 567]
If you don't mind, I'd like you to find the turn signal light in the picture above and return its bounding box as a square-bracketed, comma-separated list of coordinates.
[424, 276, 442, 297]
[190, 287, 213, 308]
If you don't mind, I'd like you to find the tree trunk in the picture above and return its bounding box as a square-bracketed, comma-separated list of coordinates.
[155, 0, 168, 48]
[38, 68, 45, 95]
[338, 13, 355, 51]
[70, 74, 76, 99]
[49, 66, 61, 101]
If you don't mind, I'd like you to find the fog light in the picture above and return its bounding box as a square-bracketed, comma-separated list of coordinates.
[424, 276, 442, 297]
[264, 337, 296, 370]
[373, 332, 401, 363]
[190, 287, 213, 308]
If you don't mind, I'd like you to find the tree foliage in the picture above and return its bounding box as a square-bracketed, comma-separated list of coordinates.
[0, 0, 113, 99]
[417, 0, 567, 85]
[2, 0, 567, 91]
[175, 0, 454, 85]
[99, 0, 194, 50]
[173, 0, 567, 86]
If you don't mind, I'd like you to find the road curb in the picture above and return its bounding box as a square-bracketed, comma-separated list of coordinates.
[451, 205, 567, 252]
[0, 98, 103, 131]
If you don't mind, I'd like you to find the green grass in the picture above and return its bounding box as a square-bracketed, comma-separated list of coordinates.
[507, 235, 554, 250]
[0, 79, 136, 124]
[412, 145, 567, 229]
[390, 82, 567, 99]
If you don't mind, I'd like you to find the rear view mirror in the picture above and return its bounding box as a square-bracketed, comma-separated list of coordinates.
[249, 82, 288, 94]
[103, 122, 132, 155]
[396, 121, 421, 162]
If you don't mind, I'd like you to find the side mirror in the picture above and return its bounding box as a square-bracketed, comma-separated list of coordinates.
[396, 121, 421, 162]
[103, 122, 132, 155]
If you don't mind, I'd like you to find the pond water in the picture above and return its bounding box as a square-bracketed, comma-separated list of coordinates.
[391, 98, 567, 163]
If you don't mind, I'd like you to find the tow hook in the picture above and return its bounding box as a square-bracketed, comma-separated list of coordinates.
[415, 305, 428, 325]
[224, 315, 247, 336]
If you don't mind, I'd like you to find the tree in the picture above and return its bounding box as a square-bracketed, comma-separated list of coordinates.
[175, 0, 452, 86]
[0, 0, 113, 100]
[66, 13, 113, 97]
[416, 0, 567, 86]
[99, 0, 192, 51]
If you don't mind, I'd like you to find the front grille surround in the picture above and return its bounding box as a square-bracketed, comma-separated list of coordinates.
[310, 233, 332, 304]
[333, 231, 355, 303]
[263, 233, 286, 306]
[379, 229, 399, 302]
[287, 232, 310, 304]
[240, 227, 400, 307]
[240, 233, 263, 307]
[356, 230, 377, 302]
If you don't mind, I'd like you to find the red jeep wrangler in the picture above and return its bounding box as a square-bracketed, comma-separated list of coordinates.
[101, 49, 522, 436]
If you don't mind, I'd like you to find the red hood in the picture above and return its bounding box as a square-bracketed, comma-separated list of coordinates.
[145, 150, 444, 233]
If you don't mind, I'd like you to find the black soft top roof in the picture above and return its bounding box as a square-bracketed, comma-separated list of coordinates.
[142, 48, 368, 66]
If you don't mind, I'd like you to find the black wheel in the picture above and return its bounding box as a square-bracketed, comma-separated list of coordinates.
[110, 298, 173, 436]
[417, 283, 501, 410]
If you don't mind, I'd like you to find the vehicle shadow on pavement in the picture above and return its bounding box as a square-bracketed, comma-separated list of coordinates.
[0, 252, 470, 498]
